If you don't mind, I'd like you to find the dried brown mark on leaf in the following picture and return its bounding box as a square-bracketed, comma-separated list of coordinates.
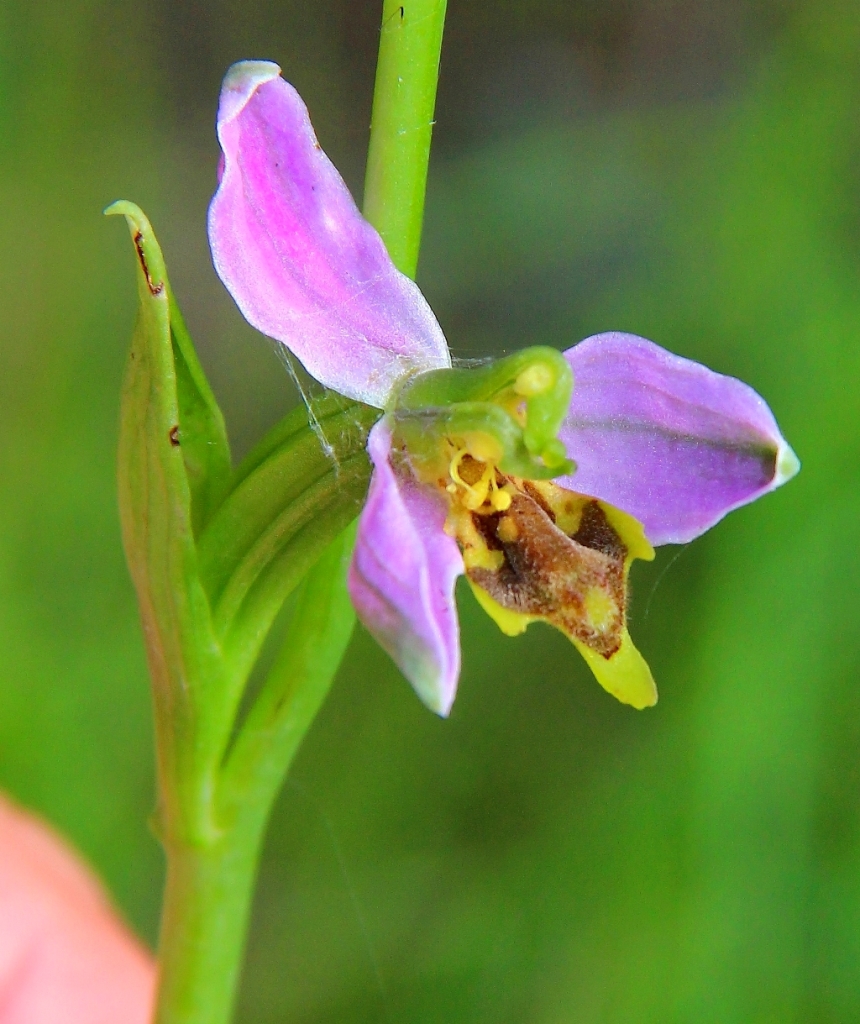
[133, 231, 165, 296]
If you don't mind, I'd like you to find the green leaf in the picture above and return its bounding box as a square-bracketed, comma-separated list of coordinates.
[108, 203, 376, 853]
[218, 521, 359, 828]
[107, 201, 232, 537]
[107, 200, 227, 842]
[198, 396, 376, 689]
[198, 398, 376, 616]
[168, 292, 232, 534]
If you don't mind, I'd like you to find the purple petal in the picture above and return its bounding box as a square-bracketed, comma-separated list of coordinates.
[558, 333, 799, 546]
[208, 61, 450, 408]
[348, 419, 464, 715]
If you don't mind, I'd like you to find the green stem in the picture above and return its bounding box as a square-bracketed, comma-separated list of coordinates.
[363, 0, 448, 276]
[155, 823, 265, 1024]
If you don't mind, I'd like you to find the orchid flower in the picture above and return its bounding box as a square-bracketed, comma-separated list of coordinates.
[208, 61, 799, 717]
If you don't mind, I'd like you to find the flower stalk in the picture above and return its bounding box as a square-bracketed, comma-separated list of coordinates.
[364, 0, 448, 276]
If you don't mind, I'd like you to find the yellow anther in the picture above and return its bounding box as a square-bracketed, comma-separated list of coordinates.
[448, 448, 468, 484]
[513, 362, 554, 396]
[447, 447, 513, 513]
[449, 449, 490, 510]
[488, 473, 512, 512]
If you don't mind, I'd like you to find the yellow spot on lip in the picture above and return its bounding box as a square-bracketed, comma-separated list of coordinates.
[464, 546, 505, 572]
[583, 586, 616, 631]
[496, 515, 519, 543]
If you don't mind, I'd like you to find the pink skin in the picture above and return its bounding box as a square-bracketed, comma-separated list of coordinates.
[208, 62, 799, 715]
[0, 796, 154, 1024]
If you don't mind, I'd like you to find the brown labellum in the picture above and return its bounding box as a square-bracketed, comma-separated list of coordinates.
[466, 491, 628, 658]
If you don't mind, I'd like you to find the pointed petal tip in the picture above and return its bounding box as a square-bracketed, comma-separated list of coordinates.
[218, 60, 282, 126]
[409, 651, 457, 716]
[775, 440, 800, 486]
[412, 671, 455, 718]
[574, 633, 658, 710]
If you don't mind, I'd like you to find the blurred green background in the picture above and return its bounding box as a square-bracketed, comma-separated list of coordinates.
[1, 1, 858, 1021]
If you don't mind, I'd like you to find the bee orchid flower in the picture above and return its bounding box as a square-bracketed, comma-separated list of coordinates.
[208, 61, 799, 716]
